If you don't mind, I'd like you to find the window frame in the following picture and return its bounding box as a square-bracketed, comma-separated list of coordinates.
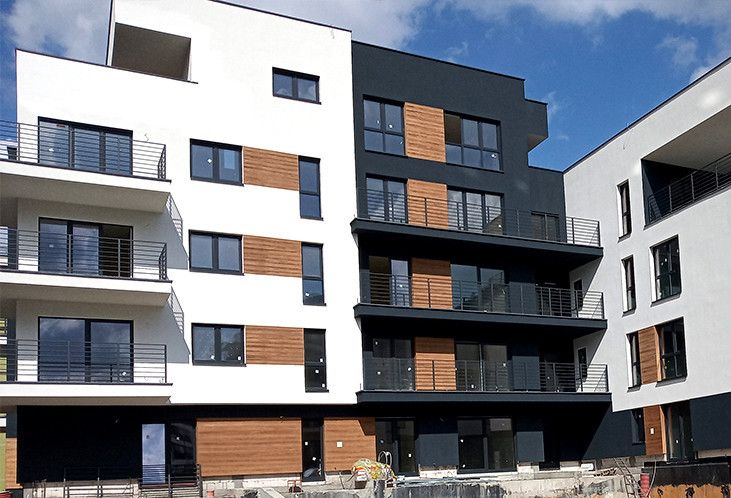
[299, 156, 322, 220]
[627, 332, 641, 387]
[622, 256, 636, 312]
[447, 188, 504, 234]
[618, 181, 632, 237]
[304, 329, 327, 392]
[272, 68, 320, 104]
[189, 139, 243, 185]
[365, 176, 408, 223]
[652, 236, 681, 302]
[457, 417, 515, 473]
[444, 112, 502, 171]
[188, 231, 243, 274]
[659, 318, 686, 380]
[363, 98, 405, 156]
[191, 323, 245, 366]
[301, 243, 325, 306]
[631, 408, 645, 444]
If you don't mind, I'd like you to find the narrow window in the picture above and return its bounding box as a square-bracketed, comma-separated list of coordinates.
[363, 98, 404, 155]
[299, 157, 321, 219]
[304, 329, 327, 391]
[302, 244, 324, 305]
[623, 256, 636, 312]
[192, 324, 244, 365]
[659, 318, 686, 380]
[653, 237, 681, 300]
[189, 232, 242, 273]
[631, 409, 645, 444]
[366, 177, 407, 223]
[272, 69, 319, 103]
[444, 113, 501, 171]
[618, 181, 632, 236]
[628, 332, 641, 387]
[190, 140, 242, 184]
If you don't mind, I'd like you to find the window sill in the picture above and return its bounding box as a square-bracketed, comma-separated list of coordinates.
[363, 148, 406, 159]
[657, 375, 687, 385]
[623, 308, 636, 317]
[301, 215, 324, 221]
[189, 268, 244, 276]
[192, 362, 246, 367]
[445, 160, 503, 174]
[306, 388, 329, 393]
[190, 176, 244, 187]
[273, 93, 321, 105]
[651, 293, 681, 306]
[303, 302, 327, 307]
[627, 384, 641, 392]
[618, 233, 631, 242]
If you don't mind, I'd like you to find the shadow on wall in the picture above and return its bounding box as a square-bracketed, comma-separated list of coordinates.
[164, 195, 188, 271]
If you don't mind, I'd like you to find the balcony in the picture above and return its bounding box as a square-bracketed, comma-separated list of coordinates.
[0, 227, 171, 306]
[0, 120, 170, 212]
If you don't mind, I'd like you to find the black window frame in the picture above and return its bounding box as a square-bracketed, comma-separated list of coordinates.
[365, 176, 408, 223]
[652, 236, 681, 302]
[376, 418, 418, 476]
[272, 68, 320, 104]
[189, 139, 242, 185]
[447, 188, 504, 234]
[304, 329, 327, 392]
[191, 323, 245, 366]
[618, 181, 632, 237]
[628, 332, 642, 387]
[623, 256, 636, 312]
[299, 156, 322, 220]
[444, 112, 502, 171]
[631, 408, 645, 444]
[188, 231, 242, 274]
[301, 243, 325, 306]
[530, 211, 561, 242]
[457, 417, 515, 473]
[659, 318, 687, 380]
[363, 98, 405, 156]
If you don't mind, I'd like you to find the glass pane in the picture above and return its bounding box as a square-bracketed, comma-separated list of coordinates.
[299, 159, 319, 192]
[446, 144, 462, 164]
[384, 104, 403, 133]
[388, 185, 407, 223]
[218, 148, 241, 183]
[364, 100, 382, 129]
[73, 128, 102, 171]
[463, 147, 481, 167]
[39, 120, 71, 167]
[303, 278, 324, 305]
[297, 78, 318, 102]
[366, 178, 386, 220]
[38, 317, 85, 382]
[217, 236, 241, 272]
[364, 130, 384, 152]
[219, 327, 243, 362]
[89, 321, 132, 382]
[305, 365, 327, 390]
[481, 122, 499, 150]
[465, 192, 483, 232]
[384, 134, 404, 155]
[458, 419, 485, 471]
[305, 330, 326, 362]
[39, 219, 69, 273]
[487, 418, 514, 470]
[302, 245, 322, 277]
[191, 143, 214, 179]
[142, 424, 166, 484]
[190, 234, 213, 269]
[104, 132, 132, 175]
[302, 420, 324, 480]
[72, 224, 100, 275]
[444, 113, 462, 144]
[462, 119, 479, 146]
[192, 326, 215, 362]
[396, 420, 417, 474]
[273, 72, 293, 97]
[482, 151, 501, 170]
[300, 194, 321, 218]
[448, 190, 464, 230]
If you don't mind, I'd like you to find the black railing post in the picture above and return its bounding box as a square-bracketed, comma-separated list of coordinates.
[570, 217, 576, 244]
[117, 239, 121, 277]
[432, 360, 436, 391]
[163, 344, 168, 384]
[423, 197, 429, 226]
[427, 279, 432, 308]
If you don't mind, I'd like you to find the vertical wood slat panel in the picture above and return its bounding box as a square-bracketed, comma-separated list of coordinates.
[323, 418, 376, 472]
[243, 147, 300, 191]
[638, 326, 660, 384]
[411, 258, 452, 309]
[245, 326, 304, 365]
[404, 103, 446, 162]
[5, 436, 19, 489]
[243, 235, 302, 277]
[643, 405, 666, 456]
[414, 337, 456, 391]
[196, 419, 302, 477]
[406, 179, 449, 229]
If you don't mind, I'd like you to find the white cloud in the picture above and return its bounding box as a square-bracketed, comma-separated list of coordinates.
[444, 41, 469, 62]
[658, 35, 699, 67]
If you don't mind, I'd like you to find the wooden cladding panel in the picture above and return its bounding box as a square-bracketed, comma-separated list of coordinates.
[406, 179, 449, 229]
[243, 147, 299, 191]
[243, 235, 301, 277]
[197, 419, 302, 477]
[411, 258, 452, 309]
[639, 326, 660, 384]
[643, 405, 666, 456]
[5, 436, 19, 489]
[246, 326, 304, 365]
[323, 418, 376, 472]
[404, 103, 446, 162]
[414, 336, 456, 391]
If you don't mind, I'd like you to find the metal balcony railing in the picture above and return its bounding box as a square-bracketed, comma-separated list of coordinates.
[360, 188, 601, 246]
[362, 357, 609, 393]
[646, 151, 731, 224]
[0, 339, 167, 384]
[360, 271, 605, 319]
[0, 119, 167, 180]
[0, 227, 168, 280]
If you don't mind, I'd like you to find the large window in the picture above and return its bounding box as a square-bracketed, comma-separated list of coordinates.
[299, 157, 321, 219]
[451, 264, 506, 312]
[272, 69, 319, 103]
[665, 402, 693, 460]
[659, 318, 686, 380]
[618, 181, 632, 236]
[190, 140, 242, 184]
[304, 329, 327, 392]
[302, 244, 324, 305]
[369, 337, 414, 390]
[447, 189, 503, 234]
[189, 232, 242, 273]
[531, 212, 560, 241]
[457, 418, 515, 472]
[653, 237, 681, 300]
[631, 409, 645, 444]
[366, 177, 407, 223]
[192, 324, 244, 366]
[623, 256, 636, 312]
[444, 113, 501, 170]
[363, 99, 404, 155]
[628, 332, 641, 387]
[376, 419, 417, 475]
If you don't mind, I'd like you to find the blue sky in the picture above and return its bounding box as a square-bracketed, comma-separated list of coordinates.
[1, 0, 729, 170]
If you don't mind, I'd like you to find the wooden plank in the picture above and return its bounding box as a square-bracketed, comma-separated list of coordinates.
[243, 146, 299, 191]
[5, 436, 19, 489]
[406, 179, 449, 229]
[323, 418, 376, 472]
[638, 326, 660, 384]
[196, 418, 302, 477]
[643, 405, 666, 456]
[404, 103, 446, 162]
[246, 326, 304, 365]
[414, 337, 456, 391]
[243, 235, 301, 277]
[411, 257, 452, 309]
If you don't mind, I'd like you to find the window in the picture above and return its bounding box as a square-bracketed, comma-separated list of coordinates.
[457, 418, 515, 472]
[192, 324, 244, 365]
[653, 237, 681, 300]
[189, 232, 242, 273]
[363, 98, 404, 155]
[376, 419, 417, 475]
[304, 329, 326, 391]
[665, 402, 693, 460]
[444, 113, 501, 170]
[451, 264, 507, 312]
[631, 409, 645, 444]
[659, 318, 686, 380]
[447, 189, 503, 234]
[190, 140, 242, 184]
[299, 157, 321, 219]
[531, 212, 560, 241]
[366, 177, 407, 223]
[623, 257, 636, 312]
[618, 181, 632, 236]
[628, 332, 641, 387]
[272, 69, 319, 103]
[302, 244, 324, 305]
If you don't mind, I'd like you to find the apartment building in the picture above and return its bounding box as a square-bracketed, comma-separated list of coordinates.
[0, 0, 622, 493]
[565, 58, 731, 463]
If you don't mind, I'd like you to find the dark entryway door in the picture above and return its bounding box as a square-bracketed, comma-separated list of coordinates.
[141, 422, 196, 484]
[666, 402, 694, 460]
[302, 419, 324, 481]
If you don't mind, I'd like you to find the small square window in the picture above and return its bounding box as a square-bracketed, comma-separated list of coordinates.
[444, 112, 502, 171]
[189, 232, 242, 274]
[190, 140, 242, 184]
[192, 324, 244, 365]
[273, 69, 319, 103]
[363, 98, 405, 156]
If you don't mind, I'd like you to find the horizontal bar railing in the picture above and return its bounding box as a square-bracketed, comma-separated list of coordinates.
[362, 357, 608, 393]
[0, 119, 167, 180]
[0, 339, 167, 384]
[359, 188, 601, 246]
[360, 271, 605, 319]
[646, 151, 731, 224]
[0, 227, 168, 280]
